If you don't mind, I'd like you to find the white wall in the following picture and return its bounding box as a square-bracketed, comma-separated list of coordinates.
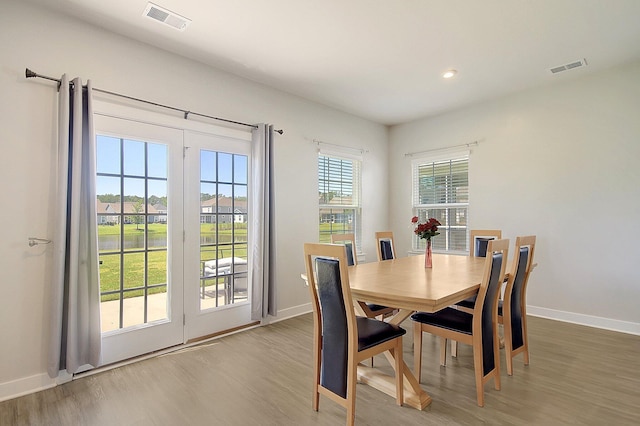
[0, 1, 388, 400]
[3, 0, 639, 403]
[389, 61, 640, 332]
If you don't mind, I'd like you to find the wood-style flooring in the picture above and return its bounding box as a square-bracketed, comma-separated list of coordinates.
[1, 314, 639, 425]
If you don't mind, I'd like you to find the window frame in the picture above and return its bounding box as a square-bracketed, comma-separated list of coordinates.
[411, 150, 469, 254]
[318, 150, 363, 252]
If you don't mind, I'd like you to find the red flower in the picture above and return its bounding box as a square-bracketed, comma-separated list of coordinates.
[411, 216, 441, 240]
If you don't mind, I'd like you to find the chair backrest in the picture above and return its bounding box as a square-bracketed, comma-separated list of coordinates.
[303, 243, 357, 399]
[375, 231, 395, 261]
[330, 233, 358, 266]
[504, 235, 536, 350]
[469, 229, 503, 257]
[472, 238, 509, 376]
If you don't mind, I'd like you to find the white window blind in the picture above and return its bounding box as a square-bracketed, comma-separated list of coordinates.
[318, 153, 362, 250]
[412, 153, 469, 253]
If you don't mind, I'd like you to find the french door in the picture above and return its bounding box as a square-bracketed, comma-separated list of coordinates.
[184, 130, 251, 340]
[94, 113, 252, 366]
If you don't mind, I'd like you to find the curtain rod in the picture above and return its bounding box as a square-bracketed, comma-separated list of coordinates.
[404, 140, 479, 157]
[311, 138, 368, 155]
[25, 68, 284, 134]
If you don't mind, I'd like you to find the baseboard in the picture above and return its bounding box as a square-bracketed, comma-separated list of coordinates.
[528, 305, 640, 335]
[276, 302, 640, 336]
[0, 372, 57, 403]
[272, 303, 312, 324]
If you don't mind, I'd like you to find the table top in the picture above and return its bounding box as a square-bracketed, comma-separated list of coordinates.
[348, 254, 487, 313]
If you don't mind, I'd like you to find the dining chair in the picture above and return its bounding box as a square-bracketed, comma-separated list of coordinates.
[303, 243, 406, 426]
[501, 235, 536, 375]
[455, 229, 504, 314]
[455, 236, 537, 364]
[331, 233, 395, 321]
[331, 233, 358, 266]
[375, 231, 396, 261]
[411, 239, 509, 407]
[469, 229, 502, 257]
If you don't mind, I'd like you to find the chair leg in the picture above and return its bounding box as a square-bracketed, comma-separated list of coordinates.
[394, 342, 404, 406]
[346, 404, 355, 426]
[506, 353, 514, 376]
[506, 344, 515, 376]
[493, 333, 501, 392]
[413, 323, 423, 383]
[439, 337, 448, 366]
[522, 317, 530, 366]
[346, 366, 357, 426]
[472, 343, 485, 407]
[312, 339, 321, 410]
[503, 324, 514, 376]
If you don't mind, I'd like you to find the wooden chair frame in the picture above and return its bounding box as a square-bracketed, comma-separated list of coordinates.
[304, 243, 404, 426]
[414, 239, 509, 407]
[469, 229, 502, 257]
[330, 233, 358, 265]
[375, 231, 396, 261]
[501, 235, 536, 375]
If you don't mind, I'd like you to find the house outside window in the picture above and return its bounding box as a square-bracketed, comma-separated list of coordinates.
[318, 153, 362, 251]
[412, 153, 469, 253]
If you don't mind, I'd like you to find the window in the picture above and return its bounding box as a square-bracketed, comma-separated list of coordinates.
[96, 135, 170, 331]
[412, 154, 469, 253]
[318, 153, 362, 250]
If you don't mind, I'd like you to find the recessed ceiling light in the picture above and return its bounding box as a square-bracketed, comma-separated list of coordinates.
[442, 69, 457, 79]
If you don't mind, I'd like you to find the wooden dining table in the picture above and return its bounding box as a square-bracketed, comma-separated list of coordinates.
[347, 253, 488, 410]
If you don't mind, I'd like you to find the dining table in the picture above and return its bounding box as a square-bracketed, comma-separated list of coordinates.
[348, 253, 489, 410]
[302, 252, 491, 410]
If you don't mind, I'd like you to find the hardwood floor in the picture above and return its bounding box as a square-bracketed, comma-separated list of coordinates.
[2, 314, 639, 425]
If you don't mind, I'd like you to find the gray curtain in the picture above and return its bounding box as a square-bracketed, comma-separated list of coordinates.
[250, 124, 276, 320]
[48, 75, 101, 378]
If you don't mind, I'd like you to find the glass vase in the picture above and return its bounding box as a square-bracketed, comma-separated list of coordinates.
[425, 239, 433, 268]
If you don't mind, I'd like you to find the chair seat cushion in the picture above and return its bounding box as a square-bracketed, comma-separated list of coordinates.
[411, 307, 473, 335]
[455, 295, 477, 310]
[366, 303, 391, 313]
[356, 317, 406, 352]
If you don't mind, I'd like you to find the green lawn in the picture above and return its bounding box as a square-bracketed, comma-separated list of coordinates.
[319, 223, 354, 243]
[99, 223, 247, 302]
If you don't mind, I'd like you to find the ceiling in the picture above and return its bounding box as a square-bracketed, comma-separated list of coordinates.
[26, 0, 640, 125]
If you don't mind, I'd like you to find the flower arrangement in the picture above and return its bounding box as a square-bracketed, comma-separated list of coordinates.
[411, 216, 441, 240]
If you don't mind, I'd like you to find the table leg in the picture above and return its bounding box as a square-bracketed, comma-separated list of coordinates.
[354, 306, 431, 410]
[357, 351, 431, 410]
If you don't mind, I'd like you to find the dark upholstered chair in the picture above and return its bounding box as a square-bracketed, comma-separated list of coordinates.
[331, 233, 357, 266]
[501, 235, 536, 375]
[375, 231, 396, 261]
[303, 243, 406, 425]
[456, 236, 537, 372]
[455, 229, 504, 313]
[330, 233, 358, 265]
[412, 239, 509, 407]
[469, 229, 502, 257]
[331, 233, 395, 320]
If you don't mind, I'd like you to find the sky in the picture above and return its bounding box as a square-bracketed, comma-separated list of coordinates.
[96, 135, 247, 199]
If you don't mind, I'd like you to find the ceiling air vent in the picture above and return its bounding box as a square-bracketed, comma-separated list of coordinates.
[550, 58, 588, 74]
[143, 2, 191, 31]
